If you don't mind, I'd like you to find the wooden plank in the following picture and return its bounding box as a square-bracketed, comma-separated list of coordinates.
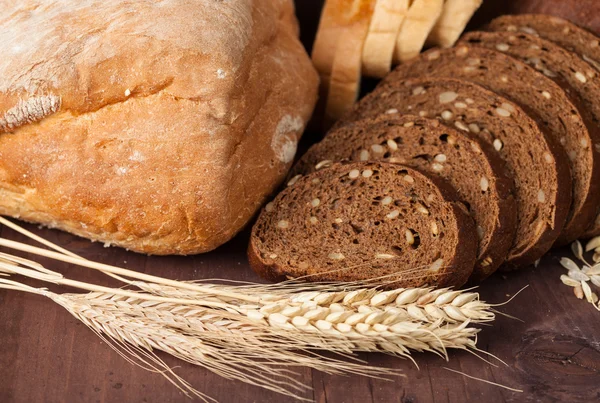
[0, 222, 599, 402]
[1, 2, 599, 402]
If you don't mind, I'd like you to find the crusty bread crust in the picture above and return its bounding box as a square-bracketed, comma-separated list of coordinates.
[361, 0, 409, 78]
[0, 0, 318, 255]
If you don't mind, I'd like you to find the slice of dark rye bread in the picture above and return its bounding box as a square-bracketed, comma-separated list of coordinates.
[488, 14, 600, 71]
[289, 115, 516, 282]
[336, 77, 572, 268]
[459, 31, 600, 238]
[249, 161, 478, 288]
[383, 45, 600, 245]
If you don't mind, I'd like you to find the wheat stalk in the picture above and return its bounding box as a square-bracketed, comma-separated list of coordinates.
[0, 218, 500, 400]
[0, 252, 495, 400]
[0, 267, 489, 400]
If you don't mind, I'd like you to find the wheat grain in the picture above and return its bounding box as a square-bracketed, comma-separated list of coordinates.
[562, 241, 600, 311]
[0, 273, 488, 400]
[0, 218, 500, 399]
[0, 252, 494, 398]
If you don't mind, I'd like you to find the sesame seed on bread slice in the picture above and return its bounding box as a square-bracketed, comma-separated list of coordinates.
[383, 45, 600, 245]
[460, 31, 600, 238]
[488, 14, 600, 71]
[290, 115, 516, 282]
[336, 77, 572, 268]
[249, 161, 478, 289]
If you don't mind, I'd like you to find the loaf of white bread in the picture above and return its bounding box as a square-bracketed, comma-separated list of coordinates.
[0, 0, 319, 255]
[313, 0, 483, 124]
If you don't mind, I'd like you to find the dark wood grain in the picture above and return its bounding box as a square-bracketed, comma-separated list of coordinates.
[2, 1, 600, 402]
[1, 222, 599, 403]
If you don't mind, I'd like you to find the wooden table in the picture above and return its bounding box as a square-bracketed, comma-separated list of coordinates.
[1, 222, 599, 403]
[2, 2, 600, 402]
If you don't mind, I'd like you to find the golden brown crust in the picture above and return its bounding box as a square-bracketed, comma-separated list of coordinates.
[0, 0, 318, 255]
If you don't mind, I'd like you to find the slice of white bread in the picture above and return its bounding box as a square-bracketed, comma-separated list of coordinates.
[427, 0, 483, 48]
[312, 0, 347, 92]
[325, 0, 376, 124]
[362, 0, 410, 78]
[393, 0, 444, 63]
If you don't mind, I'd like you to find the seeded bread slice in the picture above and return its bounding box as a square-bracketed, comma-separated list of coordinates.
[460, 31, 600, 238]
[249, 161, 478, 288]
[290, 115, 516, 282]
[488, 14, 600, 71]
[384, 45, 600, 245]
[337, 77, 572, 268]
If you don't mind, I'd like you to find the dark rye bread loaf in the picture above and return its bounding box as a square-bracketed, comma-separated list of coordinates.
[384, 45, 600, 245]
[460, 31, 600, 238]
[488, 14, 600, 71]
[337, 78, 572, 268]
[289, 115, 516, 282]
[249, 161, 478, 288]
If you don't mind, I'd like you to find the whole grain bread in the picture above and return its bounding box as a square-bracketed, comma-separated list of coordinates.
[337, 77, 572, 268]
[488, 14, 600, 71]
[385, 45, 600, 245]
[249, 161, 478, 288]
[0, 0, 318, 255]
[506, 0, 600, 36]
[460, 31, 600, 238]
[290, 115, 516, 282]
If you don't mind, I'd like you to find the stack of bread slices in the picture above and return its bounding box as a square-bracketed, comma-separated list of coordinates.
[312, 0, 483, 123]
[249, 14, 600, 289]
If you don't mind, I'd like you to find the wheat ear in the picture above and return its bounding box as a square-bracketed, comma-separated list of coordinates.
[0, 218, 499, 400]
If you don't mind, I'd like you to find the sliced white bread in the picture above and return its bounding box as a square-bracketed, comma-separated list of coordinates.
[362, 0, 410, 78]
[325, 0, 376, 124]
[311, 0, 347, 92]
[427, 0, 483, 48]
[393, 0, 444, 63]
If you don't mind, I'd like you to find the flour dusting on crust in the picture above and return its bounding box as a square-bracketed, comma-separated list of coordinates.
[0, 95, 61, 132]
[272, 114, 304, 164]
